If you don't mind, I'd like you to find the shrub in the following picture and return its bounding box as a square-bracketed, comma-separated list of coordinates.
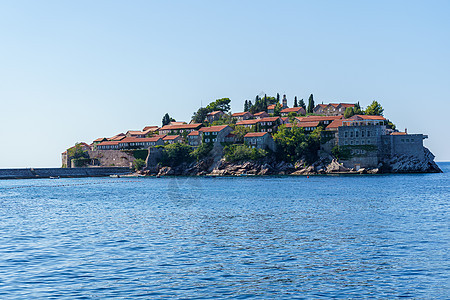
[159, 143, 194, 167]
[224, 144, 267, 162]
[190, 143, 213, 161]
[133, 158, 146, 171]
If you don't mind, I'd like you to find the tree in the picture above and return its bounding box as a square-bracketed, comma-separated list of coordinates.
[206, 98, 231, 113]
[133, 158, 146, 171]
[274, 103, 282, 116]
[244, 100, 249, 112]
[232, 125, 254, 142]
[294, 96, 298, 107]
[299, 98, 306, 110]
[192, 107, 209, 123]
[307, 94, 315, 113]
[354, 102, 363, 115]
[365, 100, 384, 116]
[344, 107, 355, 118]
[276, 93, 280, 103]
[162, 113, 173, 126]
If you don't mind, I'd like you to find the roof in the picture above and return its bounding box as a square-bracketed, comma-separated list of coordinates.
[163, 135, 181, 140]
[280, 107, 305, 113]
[109, 133, 126, 141]
[232, 112, 252, 117]
[97, 141, 121, 146]
[207, 111, 224, 116]
[329, 103, 355, 108]
[236, 119, 259, 126]
[188, 130, 200, 136]
[142, 126, 159, 131]
[199, 125, 230, 132]
[127, 130, 146, 135]
[316, 104, 327, 108]
[254, 111, 268, 116]
[258, 117, 280, 122]
[326, 119, 344, 129]
[159, 123, 203, 131]
[351, 115, 385, 121]
[296, 115, 343, 122]
[169, 121, 187, 125]
[93, 137, 107, 142]
[244, 132, 269, 138]
[267, 104, 276, 110]
[391, 132, 407, 135]
[120, 137, 163, 143]
[298, 121, 320, 127]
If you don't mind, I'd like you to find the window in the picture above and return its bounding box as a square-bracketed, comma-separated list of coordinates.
[361, 140, 365, 145]
[350, 132, 354, 137]
[350, 141, 354, 145]
[344, 132, 348, 138]
[356, 141, 359, 145]
[367, 131, 370, 137]
[361, 131, 365, 137]
[356, 131, 359, 137]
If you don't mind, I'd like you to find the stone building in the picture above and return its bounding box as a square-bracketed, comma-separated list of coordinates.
[244, 132, 276, 151]
[313, 103, 355, 116]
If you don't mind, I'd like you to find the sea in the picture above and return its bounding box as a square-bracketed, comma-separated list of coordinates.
[0, 163, 449, 299]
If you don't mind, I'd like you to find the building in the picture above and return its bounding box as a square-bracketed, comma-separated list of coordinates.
[254, 111, 269, 119]
[257, 117, 281, 133]
[296, 115, 343, 127]
[158, 123, 203, 135]
[244, 132, 276, 151]
[163, 135, 182, 144]
[97, 137, 164, 150]
[199, 125, 233, 144]
[142, 126, 159, 132]
[109, 133, 126, 141]
[313, 103, 355, 116]
[205, 111, 225, 123]
[282, 95, 288, 109]
[236, 119, 259, 129]
[187, 131, 201, 146]
[280, 107, 306, 116]
[267, 104, 276, 114]
[232, 111, 253, 121]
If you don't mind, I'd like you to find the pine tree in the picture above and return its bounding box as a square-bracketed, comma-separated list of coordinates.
[307, 94, 315, 113]
[244, 100, 249, 112]
[299, 99, 306, 110]
[162, 113, 171, 126]
[294, 96, 298, 107]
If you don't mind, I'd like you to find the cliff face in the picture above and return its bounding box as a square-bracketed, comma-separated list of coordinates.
[143, 144, 442, 176]
[379, 147, 442, 173]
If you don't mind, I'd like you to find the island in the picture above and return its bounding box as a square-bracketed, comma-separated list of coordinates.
[62, 94, 442, 176]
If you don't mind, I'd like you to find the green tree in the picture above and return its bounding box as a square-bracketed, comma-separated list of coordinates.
[365, 100, 384, 116]
[232, 125, 254, 142]
[162, 113, 173, 126]
[276, 93, 280, 103]
[206, 98, 231, 113]
[190, 142, 213, 161]
[294, 96, 298, 107]
[307, 94, 315, 113]
[299, 98, 306, 110]
[354, 102, 363, 115]
[159, 143, 193, 167]
[133, 158, 146, 171]
[67, 143, 88, 159]
[192, 107, 210, 123]
[344, 107, 355, 118]
[244, 100, 249, 112]
[274, 103, 282, 116]
[223, 144, 268, 162]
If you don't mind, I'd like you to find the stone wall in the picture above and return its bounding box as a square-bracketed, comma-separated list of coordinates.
[381, 134, 425, 160]
[0, 167, 132, 179]
[87, 150, 136, 168]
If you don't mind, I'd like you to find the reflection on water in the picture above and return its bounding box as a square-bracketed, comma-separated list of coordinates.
[0, 163, 448, 299]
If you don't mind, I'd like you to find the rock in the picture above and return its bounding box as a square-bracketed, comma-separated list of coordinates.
[326, 159, 350, 173]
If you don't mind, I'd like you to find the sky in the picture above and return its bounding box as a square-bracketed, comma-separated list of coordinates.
[0, 0, 449, 168]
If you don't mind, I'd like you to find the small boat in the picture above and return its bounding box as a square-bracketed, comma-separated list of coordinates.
[109, 174, 120, 178]
[49, 176, 60, 179]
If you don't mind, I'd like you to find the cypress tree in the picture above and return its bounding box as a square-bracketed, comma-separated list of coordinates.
[299, 99, 306, 110]
[244, 100, 249, 112]
[307, 94, 314, 113]
[294, 96, 298, 107]
[276, 93, 280, 103]
[162, 113, 171, 126]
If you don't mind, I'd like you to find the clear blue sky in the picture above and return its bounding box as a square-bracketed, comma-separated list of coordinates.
[0, 0, 449, 167]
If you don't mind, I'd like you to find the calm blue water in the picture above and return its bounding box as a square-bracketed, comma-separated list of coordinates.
[0, 164, 449, 299]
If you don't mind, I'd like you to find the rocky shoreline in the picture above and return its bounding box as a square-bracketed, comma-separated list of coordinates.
[140, 147, 442, 177]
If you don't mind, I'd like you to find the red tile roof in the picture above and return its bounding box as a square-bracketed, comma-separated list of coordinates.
[267, 104, 276, 110]
[163, 135, 181, 140]
[258, 117, 280, 122]
[188, 131, 200, 136]
[280, 107, 304, 113]
[391, 132, 407, 135]
[244, 132, 269, 138]
[296, 115, 343, 122]
[298, 121, 320, 127]
[109, 133, 126, 141]
[199, 125, 230, 132]
[326, 119, 343, 129]
[236, 119, 259, 126]
[120, 137, 163, 143]
[351, 115, 385, 120]
[254, 111, 269, 116]
[142, 126, 159, 131]
[232, 112, 252, 117]
[159, 124, 203, 131]
[93, 137, 107, 142]
[97, 141, 121, 146]
[207, 111, 224, 116]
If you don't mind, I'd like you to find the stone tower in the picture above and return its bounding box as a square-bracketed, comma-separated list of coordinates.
[282, 95, 288, 109]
